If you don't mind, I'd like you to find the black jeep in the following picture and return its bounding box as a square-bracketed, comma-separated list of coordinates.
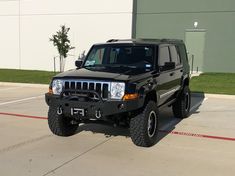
[45, 39, 191, 147]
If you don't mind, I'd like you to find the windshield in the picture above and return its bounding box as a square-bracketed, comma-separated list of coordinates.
[83, 45, 154, 72]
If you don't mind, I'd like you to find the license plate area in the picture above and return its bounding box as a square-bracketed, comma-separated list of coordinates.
[71, 108, 85, 117]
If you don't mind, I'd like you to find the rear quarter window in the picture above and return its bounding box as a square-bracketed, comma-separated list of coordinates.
[177, 44, 188, 64]
[169, 45, 181, 65]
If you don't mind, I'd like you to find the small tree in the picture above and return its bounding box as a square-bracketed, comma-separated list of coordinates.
[50, 25, 74, 72]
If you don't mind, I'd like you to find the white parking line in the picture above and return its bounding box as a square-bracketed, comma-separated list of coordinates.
[0, 95, 44, 106]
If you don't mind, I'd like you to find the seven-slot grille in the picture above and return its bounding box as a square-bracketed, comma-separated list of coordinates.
[63, 80, 110, 99]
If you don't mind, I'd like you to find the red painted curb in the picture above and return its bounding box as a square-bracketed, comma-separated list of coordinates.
[1, 112, 235, 142]
[159, 130, 235, 141]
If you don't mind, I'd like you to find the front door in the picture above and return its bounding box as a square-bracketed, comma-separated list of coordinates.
[185, 31, 206, 72]
[156, 45, 179, 106]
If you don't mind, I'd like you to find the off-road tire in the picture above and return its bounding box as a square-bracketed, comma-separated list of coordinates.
[48, 106, 79, 136]
[130, 101, 159, 147]
[172, 86, 191, 119]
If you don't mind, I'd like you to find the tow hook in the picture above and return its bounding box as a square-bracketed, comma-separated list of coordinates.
[95, 109, 102, 119]
[57, 106, 63, 115]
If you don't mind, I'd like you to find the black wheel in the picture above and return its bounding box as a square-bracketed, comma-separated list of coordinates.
[130, 101, 159, 147]
[48, 106, 79, 136]
[172, 86, 191, 119]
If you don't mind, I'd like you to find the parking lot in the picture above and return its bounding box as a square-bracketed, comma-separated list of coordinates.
[0, 83, 235, 176]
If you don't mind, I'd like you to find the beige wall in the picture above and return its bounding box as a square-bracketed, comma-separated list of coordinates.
[0, 0, 133, 71]
[0, 0, 19, 69]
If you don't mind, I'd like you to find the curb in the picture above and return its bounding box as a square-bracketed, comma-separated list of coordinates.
[205, 93, 235, 100]
[0, 82, 48, 88]
[192, 92, 235, 100]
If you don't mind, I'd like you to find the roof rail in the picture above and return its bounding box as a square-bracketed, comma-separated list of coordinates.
[160, 39, 183, 42]
[106, 39, 136, 43]
[106, 38, 183, 43]
[106, 39, 119, 42]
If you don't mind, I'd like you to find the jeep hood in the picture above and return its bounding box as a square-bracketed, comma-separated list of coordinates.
[54, 68, 152, 83]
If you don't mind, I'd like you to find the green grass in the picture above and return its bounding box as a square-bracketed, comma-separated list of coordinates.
[190, 73, 235, 95]
[0, 69, 58, 84]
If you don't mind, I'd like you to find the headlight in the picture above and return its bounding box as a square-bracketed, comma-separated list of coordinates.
[52, 79, 63, 95]
[111, 82, 125, 100]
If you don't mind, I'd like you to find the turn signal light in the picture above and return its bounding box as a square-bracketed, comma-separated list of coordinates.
[122, 93, 139, 101]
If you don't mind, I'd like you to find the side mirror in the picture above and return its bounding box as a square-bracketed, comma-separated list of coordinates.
[75, 60, 83, 68]
[163, 62, 175, 70]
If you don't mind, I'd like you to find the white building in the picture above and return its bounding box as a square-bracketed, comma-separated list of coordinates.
[0, 0, 133, 71]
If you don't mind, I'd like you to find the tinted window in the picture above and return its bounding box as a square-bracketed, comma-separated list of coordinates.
[85, 46, 105, 65]
[108, 46, 153, 65]
[169, 45, 181, 65]
[159, 46, 170, 66]
[177, 44, 188, 64]
[84, 45, 154, 72]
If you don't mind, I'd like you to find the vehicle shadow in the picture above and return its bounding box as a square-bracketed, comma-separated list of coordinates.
[157, 92, 205, 142]
[76, 93, 205, 144]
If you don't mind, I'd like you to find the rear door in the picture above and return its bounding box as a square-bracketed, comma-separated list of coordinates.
[156, 44, 177, 105]
[169, 44, 183, 91]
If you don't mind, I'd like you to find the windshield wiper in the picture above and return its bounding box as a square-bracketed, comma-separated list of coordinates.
[84, 64, 105, 68]
[84, 64, 137, 70]
[104, 65, 137, 69]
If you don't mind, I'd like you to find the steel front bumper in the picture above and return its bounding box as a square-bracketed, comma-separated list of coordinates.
[45, 93, 143, 119]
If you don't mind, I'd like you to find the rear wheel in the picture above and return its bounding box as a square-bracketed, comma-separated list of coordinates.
[48, 106, 79, 136]
[130, 101, 159, 147]
[172, 86, 191, 119]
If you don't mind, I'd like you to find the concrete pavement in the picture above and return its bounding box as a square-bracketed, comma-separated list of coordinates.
[0, 84, 234, 176]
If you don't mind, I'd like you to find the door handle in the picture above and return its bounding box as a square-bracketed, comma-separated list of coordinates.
[170, 72, 174, 76]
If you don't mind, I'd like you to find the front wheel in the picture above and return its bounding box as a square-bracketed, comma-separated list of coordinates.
[172, 86, 191, 119]
[130, 101, 159, 147]
[48, 106, 79, 136]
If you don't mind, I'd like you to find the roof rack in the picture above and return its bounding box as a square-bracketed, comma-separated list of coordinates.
[106, 38, 183, 44]
[106, 39, 119, 42]
[160, 39, 183, 42]
[106, 39, 135, 43]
